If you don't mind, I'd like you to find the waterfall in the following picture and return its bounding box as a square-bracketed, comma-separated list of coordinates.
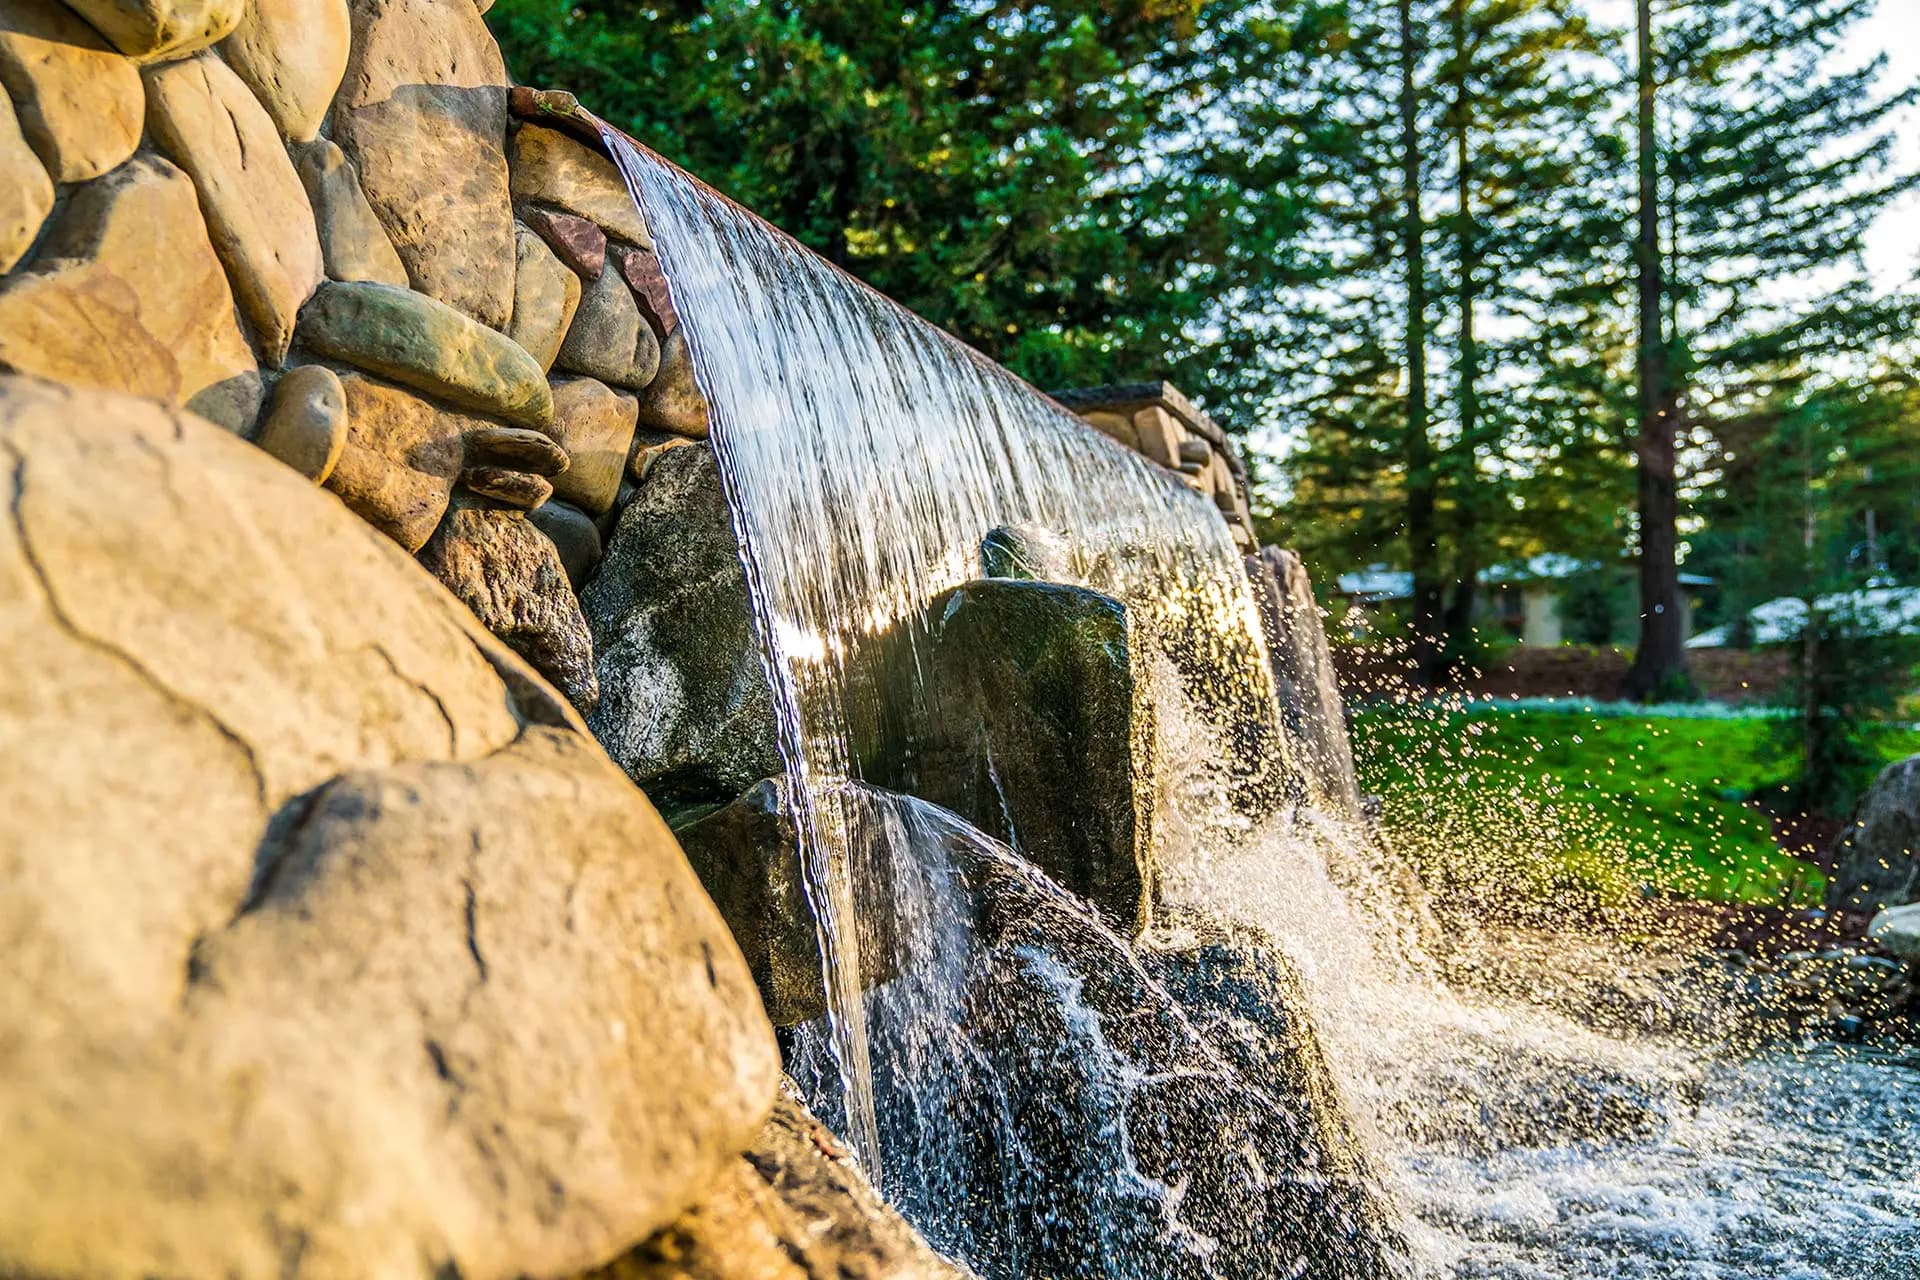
[604, 134, 1295, 1160]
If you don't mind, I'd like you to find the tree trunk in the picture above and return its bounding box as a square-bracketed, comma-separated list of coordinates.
[1400, 0, 1443, 685]
[1623, 0, 1690, 700]
[1442, 0, 1480, 671]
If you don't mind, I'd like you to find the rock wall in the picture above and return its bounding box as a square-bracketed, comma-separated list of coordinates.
[0, 1, 968, 1276]
[0, 0, 704, 713]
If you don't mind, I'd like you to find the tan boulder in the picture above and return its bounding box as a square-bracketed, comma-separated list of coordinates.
[145, 53, 325, 366]
[0, 0, 144, 182]
[0, 375, 778, 1280]
[0, 154, 261, 432]
[506, 223, 581, 371]
[541, 375, 637, 515]
[511, 124, 653, 249]
[331, 0, 514, 328]
[220, 0, 349, 142]
[0, 90, 51, 272]
[323, 368, 472, 551]
[293, 136, 410, 286]
[60, 0, 243, 59]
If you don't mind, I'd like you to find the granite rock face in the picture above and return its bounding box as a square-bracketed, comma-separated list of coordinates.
[0, 0, 145, 182]
[298, 280, 553, 427]
[220, 0, 350, 142]
[0, 154, 261, 432]
[419, 503, 601, 711]
[1828, 754, 1920, 915]
[584, 442, 782, 820]
[145, 53, 325, 365]
[331, 0, 515, 327]
[0, 375, 778, 1280]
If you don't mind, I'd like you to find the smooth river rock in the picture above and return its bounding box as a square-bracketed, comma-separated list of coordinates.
[293, 136, 409, 286]
[0, 154, 261, 432]
[322, 368, 473, 550]
[0, 378, 776, 1280]
[254, 363, 346, 481]
[461, 464, 552, 510]
[298, 280, 554, 428]
[557, 259, 660, 391]
[145, 53, 325, 365]
[528, 497, 601, 588]
[61, 0, 243, 59]
[418, 503, 600, 711]
[466, 423, 568, 476]
[0, 0, 144, 182]
[542, 375, 637, 515]
[331, 0, 514, 327]
[1827, 754, 1920, 916]
[506, 222, 581, 371]
[636, 327, 710, 438]
[0, 91, 51, 272]
[220, 0, 350, 141]
[511, 124, 653, 249]
[583, 442, 782, 821]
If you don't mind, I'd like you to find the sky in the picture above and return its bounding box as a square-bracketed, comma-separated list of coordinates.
[1586, 0, 1920, 291]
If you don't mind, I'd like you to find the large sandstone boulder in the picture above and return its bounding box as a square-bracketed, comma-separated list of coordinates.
[331, 0, 515, 327]
[853, 578, 1159, 931]
[0, 375, 778, 1279]
[145, 52, 325, 365]
[584, 442, 782, 820]
[596, 1080, 972, 1280]
[0, 154, 261, 431]
[1826, 755, 1920, 915]
[0, 0, 144, 182]
[0, 89, 51, 272]
[511, 124, 653, 249]
[220, 0, 350, 142]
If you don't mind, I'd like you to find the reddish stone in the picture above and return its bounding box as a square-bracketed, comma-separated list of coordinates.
[521, 203, 606, 280]
[615, 242, 677, 339]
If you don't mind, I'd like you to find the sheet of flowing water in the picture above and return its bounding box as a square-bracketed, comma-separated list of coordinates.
[603, 133, 1292, 1170]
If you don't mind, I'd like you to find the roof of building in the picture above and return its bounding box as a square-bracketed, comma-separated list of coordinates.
[1687, 584, 1920, 648]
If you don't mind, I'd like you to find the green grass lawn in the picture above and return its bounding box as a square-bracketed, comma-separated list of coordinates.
[1350, 699, 1920, 907]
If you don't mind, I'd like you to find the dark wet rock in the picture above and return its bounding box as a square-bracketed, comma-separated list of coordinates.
[528, 497, 601, 589]
[583, 442, 780, 817]
[1246, 545, 1360, 814]
[978, 523, 1069, 581]
[792, 792, 1404, 1280]
[852, 578, 1157, 931]
[418, 503, 599, 710]
[1826, 755, 1920, 915]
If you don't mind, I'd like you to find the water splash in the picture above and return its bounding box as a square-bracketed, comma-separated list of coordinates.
[604, 131, 1289, 1169]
